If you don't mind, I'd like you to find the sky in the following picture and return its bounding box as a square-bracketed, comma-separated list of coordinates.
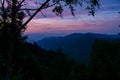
[24, 0, 120, 41]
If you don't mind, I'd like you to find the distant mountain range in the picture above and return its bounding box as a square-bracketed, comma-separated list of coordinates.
[37, 33, 120, 62]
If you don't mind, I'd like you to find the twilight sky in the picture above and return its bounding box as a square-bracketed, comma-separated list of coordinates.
[24, 0, 120, 41]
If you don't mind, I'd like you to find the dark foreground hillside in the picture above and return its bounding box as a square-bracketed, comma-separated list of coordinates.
[0, 41, 86, 80]
[88, 40, 120, 80]
[0, 38, 120, 80]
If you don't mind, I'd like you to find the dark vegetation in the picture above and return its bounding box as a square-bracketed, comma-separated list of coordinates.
[0, 32, 120, 80]
[88, 40, 120, 80]
[0, 0, 120, 80]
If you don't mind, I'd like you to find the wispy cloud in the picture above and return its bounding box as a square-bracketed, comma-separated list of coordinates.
[25, 0, 120, 35]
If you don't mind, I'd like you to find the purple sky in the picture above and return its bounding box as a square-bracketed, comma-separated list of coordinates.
[24, 0, 120, 41]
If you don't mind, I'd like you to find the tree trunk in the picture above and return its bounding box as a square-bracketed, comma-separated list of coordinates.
[6, 0, 17, 80]
[6, 41, 14, 80]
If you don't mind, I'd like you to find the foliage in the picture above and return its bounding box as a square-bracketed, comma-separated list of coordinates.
[0, 0, 100, 30]
[0, 0, 100, 79]
[88, 40, 120, 80]
[1, 0, 120, 78]
[0, 41, 86, 80]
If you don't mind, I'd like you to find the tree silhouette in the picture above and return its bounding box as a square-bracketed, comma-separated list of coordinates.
[88, 40, 120, 80]
[0, 0, 100, 79]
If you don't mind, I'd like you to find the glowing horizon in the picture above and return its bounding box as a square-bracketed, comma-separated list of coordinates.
[23, 0, 120, 40]
[25, 11, 120, 34]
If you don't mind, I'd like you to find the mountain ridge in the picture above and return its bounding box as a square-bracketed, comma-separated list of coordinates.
[37, 33, 120, 62]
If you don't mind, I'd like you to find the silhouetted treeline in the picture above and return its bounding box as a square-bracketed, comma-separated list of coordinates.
[0, 37, 86, 80]
[87, 40, 120, 80]
[0, 30, 120, 80]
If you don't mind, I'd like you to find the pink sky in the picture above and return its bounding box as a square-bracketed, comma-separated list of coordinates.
[25, 11, 120, 34]
[23, 0, 120, 40]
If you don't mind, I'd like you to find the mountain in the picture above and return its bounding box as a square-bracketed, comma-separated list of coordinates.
[37, 33, 120, 62]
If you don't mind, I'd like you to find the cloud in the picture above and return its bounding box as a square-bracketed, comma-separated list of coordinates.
[25, 12, 120, 34]
[24, 0, 120, 35]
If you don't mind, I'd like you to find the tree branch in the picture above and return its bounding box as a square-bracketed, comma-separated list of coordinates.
[20, 0, 59, 11]
[16, 0, 25, 10]
[1, 0, 6, 24]
[22, 0, 50, 27]
[20, 8, 38, 10]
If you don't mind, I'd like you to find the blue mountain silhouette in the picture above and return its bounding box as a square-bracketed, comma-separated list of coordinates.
[37, 33, 120, 62]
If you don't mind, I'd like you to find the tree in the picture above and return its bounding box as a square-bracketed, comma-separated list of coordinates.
[0, 0, 100, 36]
[88, 40, 120, 80]
[0, 0, 99, 79]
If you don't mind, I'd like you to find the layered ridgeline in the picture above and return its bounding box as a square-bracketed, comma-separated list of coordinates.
[37, 33, 120, 62]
